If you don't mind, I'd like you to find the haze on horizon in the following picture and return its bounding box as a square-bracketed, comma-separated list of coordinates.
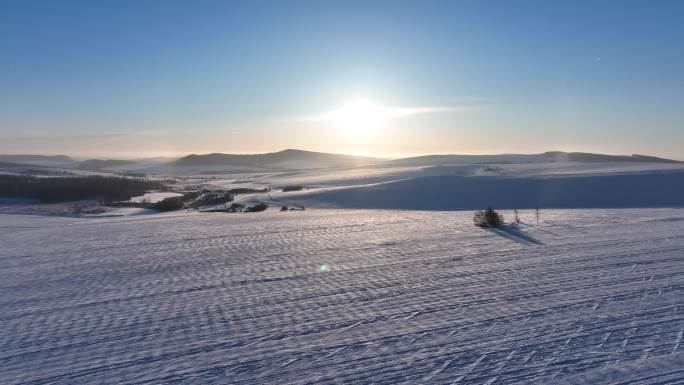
[1, 1, 683, 160]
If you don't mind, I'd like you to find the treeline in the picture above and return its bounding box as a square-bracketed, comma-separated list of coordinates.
[0, 174, 165, 203]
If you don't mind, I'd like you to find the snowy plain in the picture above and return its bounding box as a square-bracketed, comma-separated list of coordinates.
[227, 161, 684, 212]
[2, 160, 684, 384]
[1, 207, 684, 384]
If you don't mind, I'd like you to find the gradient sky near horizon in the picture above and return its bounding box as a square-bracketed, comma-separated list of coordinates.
[1, 0, 683, 159]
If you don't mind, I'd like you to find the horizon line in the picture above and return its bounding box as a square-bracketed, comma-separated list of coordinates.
[1, 148, 682, 162]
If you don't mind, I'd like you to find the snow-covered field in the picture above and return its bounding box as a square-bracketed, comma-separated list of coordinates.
[2, 208, 683, 384]
[282, 170, 684, 211]
[3, 160, 684, 215]
[128, 191, 183, 204]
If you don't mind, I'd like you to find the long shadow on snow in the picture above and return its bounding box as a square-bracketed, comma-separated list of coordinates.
[487, 224, 544, 246]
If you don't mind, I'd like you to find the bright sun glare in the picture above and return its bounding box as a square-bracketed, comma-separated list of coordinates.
[329, 99, 388, 140]
[301, 98, 395, 142]
[305, 98, 450, 143]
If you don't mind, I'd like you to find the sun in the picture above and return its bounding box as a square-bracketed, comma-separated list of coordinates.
[304, 98, 392, 142]
[303, 98, 448, 143]
[328, 99, 388, 140]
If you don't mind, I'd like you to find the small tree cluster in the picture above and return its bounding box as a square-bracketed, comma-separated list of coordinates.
[282, 185, 304, 192]
[226, 187, 268, 195]
[245, 202, 268, 212]
[474, 207, 504, 228]
[153, 196, 185, 212]
[0, 174, 165, 203]
[197, 191, 233, 206]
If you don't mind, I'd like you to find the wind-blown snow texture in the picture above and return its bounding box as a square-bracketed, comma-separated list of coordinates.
[1, 209, 684, 384]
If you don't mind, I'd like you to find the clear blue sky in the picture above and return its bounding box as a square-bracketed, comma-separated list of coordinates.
[1, 0, 682, 158]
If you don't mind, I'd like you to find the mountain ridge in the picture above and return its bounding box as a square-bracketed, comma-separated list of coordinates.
[385, 151, 682, 167]
[172, 149, 384, 169]
[2, 150, 680, 171]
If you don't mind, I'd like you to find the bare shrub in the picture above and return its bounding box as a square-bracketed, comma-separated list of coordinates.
[474, 207, 504, 228]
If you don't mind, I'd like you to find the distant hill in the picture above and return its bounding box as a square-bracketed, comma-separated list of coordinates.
[385, 151, 681, 167]
[544, 152, 682, 163]
[77, 159, 136, 171]
[3, 150, 678, 173]
[0, 161, 40, 169]
[0, 154, 74, 166]
[386, 154, 546, 167]
[172, 149, 383, 170]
